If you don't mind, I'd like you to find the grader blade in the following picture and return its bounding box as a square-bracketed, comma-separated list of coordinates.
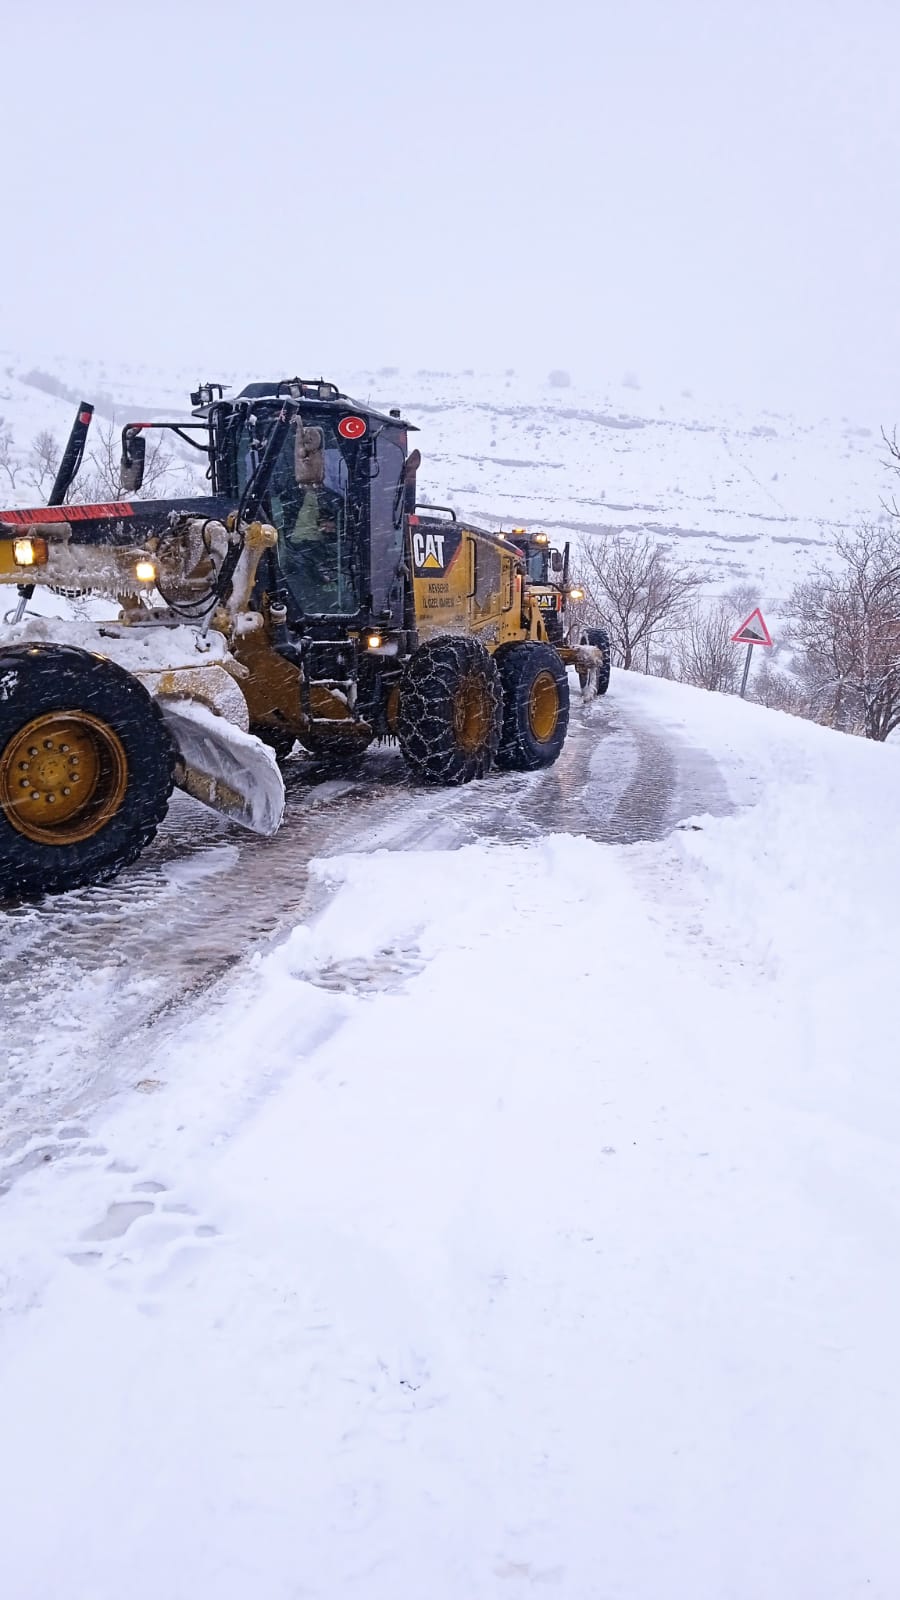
[159, 698, 285, 836]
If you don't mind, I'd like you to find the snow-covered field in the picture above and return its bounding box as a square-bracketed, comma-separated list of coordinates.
[3, 672, 900, 1599]
[2, 352, 895, 604]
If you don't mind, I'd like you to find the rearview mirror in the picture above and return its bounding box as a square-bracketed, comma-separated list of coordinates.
[120, 431, 146, 493]
[550, 548, 564, 572]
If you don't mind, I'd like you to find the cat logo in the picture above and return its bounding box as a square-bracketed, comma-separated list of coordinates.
[412, 530, 446, 571]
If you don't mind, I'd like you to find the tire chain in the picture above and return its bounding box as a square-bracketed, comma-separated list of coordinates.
[397, 636, 503, 785]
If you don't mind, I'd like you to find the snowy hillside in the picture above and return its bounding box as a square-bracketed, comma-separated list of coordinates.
[3, 673, 900, 1598]
[1, 351, 893, 605]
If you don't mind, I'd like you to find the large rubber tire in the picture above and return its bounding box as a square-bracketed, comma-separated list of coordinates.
[397, 636, 502, 785]
[580, 628, 612, 696]
[495, 641, 570, 771]
[0, 644, 176, 900]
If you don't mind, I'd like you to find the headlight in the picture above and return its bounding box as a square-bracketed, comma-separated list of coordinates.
[13, 536, 48, 567]
[135, 559, 157, 584]
[568, 586, 585, 601]
[366, 633, 383, 650]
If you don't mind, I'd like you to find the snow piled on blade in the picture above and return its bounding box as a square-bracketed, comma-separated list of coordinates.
[160, 696, 285, 835]
[2, 673, 900, 1598]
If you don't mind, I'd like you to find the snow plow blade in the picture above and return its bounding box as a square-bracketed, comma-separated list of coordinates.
[158, 698, 285, 836]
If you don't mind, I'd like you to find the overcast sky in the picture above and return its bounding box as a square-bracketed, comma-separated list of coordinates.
[4, 0, 899, 419]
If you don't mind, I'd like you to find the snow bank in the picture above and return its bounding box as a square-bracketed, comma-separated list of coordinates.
[2, 675, 900, 1598]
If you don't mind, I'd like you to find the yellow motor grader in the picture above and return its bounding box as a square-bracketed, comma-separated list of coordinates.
[506, 527, 612, 696]
[0, 378, 606, 898]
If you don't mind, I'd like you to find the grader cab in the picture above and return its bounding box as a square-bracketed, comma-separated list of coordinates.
[0, 378, 601, 898]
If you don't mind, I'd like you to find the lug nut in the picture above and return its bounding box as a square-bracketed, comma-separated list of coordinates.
[19, 778, 30, 788]
[44, 739, 54, 750]
[28, 747, 38, 757]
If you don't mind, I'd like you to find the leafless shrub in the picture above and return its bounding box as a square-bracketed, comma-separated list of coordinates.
[787, 522, 900, 741]
[678, 601, 741, 692]
[747, 659, 808, 716]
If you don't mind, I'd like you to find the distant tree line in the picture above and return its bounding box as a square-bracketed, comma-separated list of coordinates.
[568, 429, 900, 742]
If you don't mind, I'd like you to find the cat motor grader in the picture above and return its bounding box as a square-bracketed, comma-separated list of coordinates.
[0, 378, 607, 898]
[506, 527, 612, 696]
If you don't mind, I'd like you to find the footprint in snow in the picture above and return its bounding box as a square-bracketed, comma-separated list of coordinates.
[306, 943, 424, 996]
[68, 1174, 221, 1299]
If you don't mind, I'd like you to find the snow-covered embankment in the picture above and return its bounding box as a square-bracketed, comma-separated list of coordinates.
[2, 673, 899, 1599]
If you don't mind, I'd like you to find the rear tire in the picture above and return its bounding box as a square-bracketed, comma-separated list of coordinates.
[495, 641, 569, 771]
[0, 644, 176, 900]
[397, 636, 502, 785]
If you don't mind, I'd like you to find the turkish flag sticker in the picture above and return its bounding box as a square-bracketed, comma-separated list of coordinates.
[338, 415, 367, 440]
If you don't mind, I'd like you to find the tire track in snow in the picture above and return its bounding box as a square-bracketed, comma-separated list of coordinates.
[0, 689, 731, 1167]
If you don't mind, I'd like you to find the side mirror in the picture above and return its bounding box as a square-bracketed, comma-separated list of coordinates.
[403, 447, 421, 514]
[120, 430, 146, 493]
[550, 548, 564, 572]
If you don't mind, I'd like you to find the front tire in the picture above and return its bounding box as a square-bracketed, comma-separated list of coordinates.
[495, 642, 570, 771]
[397, 636, 502, 784]
[0, 644, 176, 900]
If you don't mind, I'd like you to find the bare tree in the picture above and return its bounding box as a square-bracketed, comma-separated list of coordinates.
[0, 418, 19, 493]
[24, 429, 61, 495]
[724, 580, 761, 620]
[74, 419, 196, 502]
[678, 600, 741, 692]
[883, 427, 900, 521]
[788, 523, 900, 741]
[576, 532, 700, 669]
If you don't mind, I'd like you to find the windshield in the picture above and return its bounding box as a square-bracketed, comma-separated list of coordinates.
[237, 411, 359, 615]
[527, 548, 550, 584]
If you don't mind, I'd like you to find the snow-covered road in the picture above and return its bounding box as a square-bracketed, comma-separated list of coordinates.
[3, 675, 900, 1600]
[0, 683, 734, 1166]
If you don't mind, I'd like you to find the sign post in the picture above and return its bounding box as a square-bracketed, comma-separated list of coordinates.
[731, 608, 773, 697]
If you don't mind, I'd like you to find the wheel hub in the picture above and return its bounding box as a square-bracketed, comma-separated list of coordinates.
[528, 671, 560, 741]
[453, 675, 492, 753]
[0, 711, 128, 845]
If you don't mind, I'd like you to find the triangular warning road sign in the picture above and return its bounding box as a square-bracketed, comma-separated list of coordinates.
[732, 607, 773, 646]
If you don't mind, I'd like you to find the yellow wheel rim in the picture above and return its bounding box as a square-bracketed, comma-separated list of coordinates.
[453, 674, 493, 753]
[0, 711, 128, 846]
[528, 671, 559, 741]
